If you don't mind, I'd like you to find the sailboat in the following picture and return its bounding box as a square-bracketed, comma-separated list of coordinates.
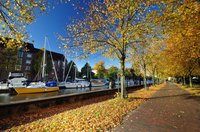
[59, 62, 90, 89]
[10, 37, 59, 94]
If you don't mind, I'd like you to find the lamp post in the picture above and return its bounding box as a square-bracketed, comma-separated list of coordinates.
[74, 64, 77, 81]
[117, 73, 120, 93]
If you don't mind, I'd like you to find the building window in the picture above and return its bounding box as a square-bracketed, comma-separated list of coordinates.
[27, 53, 32, 58]
[18, 49, 24, 58]
[26, 60, 31, 64]
[25, 66, 31, 71]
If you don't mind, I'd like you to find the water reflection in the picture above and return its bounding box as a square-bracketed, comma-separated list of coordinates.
[0, 86, 109, 104]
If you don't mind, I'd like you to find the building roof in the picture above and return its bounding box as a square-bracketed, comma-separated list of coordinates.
[25, 43, 65, 61]
[0, 40, 65, 61]
[24, 43, 35, 51]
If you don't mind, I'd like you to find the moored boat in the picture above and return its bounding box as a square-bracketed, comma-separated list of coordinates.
[59, 58, 90, 89]
[10, 81, 59, 94]
[59, 78, 90, 89]
[91, 79, 107, 87]
[11, 87, 59, 94]
[7, 72, 27, 88]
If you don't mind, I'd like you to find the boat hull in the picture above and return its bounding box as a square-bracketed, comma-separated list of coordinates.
[91, 83, 106, 87]
[12, 87, 59, 94]
[59, 82, 90, 89]
[58, 85, 89, 89]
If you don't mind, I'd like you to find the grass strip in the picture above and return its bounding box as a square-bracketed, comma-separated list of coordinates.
[176, 84, 200, 96]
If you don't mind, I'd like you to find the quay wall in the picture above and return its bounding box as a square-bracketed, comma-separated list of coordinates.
[0, 85, 146, 119]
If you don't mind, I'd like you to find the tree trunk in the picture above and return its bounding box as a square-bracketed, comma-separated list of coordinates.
[183, 76, 186, 86]
[144, 64, 148, 90]
[152, 76, 155, 85]
[157, 78, 160, 84]
[120, 57, 127, 99]
[189, 75, 193, 88]
[152, 66, 156, 85]
[152, 70, 155, 85]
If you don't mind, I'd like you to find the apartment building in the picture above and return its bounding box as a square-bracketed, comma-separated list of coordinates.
[0, 42, 67, 81]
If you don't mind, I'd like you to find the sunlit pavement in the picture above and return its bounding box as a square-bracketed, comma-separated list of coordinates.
[113, 82, 200, 132]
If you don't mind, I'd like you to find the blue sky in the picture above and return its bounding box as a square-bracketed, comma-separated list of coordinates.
[27, 3, 128, 71]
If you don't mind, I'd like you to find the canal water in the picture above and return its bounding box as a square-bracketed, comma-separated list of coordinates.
[0, 86, 110, 104]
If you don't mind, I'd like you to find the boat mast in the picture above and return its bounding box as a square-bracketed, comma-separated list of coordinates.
[42, 37, 47, 82]
[64, 61, 73, 82]
[63, 51, 66, 82]
[47, 38, 58, 82]
[87, 63, 88, 80]
[90, 67, 92, 82]
[74, 64, 76, 80]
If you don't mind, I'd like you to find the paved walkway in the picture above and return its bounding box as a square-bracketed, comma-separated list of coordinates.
[113, 82, 200, 132]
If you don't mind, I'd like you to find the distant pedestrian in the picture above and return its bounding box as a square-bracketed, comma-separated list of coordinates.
[109, 81, 115, 89]
[109, 81, 112, 89]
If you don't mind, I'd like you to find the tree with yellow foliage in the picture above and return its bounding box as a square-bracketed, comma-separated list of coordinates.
[0, 0, 47, 48]
[93, 60, 106, 79]
[60, 0, 155, 98]
[150, 0, 200, 87]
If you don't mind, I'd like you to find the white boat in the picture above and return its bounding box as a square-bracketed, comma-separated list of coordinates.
[8, 72, 27, 88]
[59, 78, 90, 88]
[91, 79, 107, 87]
[27, 82, 46, 88]
[75, 78, 90, 87]
[115, 80, 136, 87]
[0, 72, 27, 90]
[0, 83, 8, 89]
